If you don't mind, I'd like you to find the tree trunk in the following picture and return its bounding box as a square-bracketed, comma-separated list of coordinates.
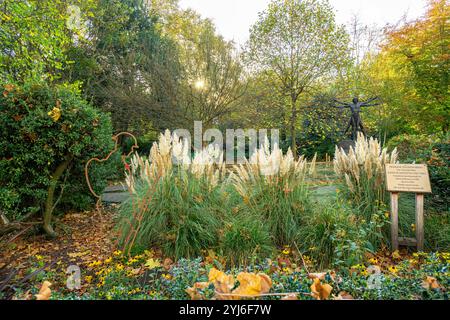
[43, 154, 73, 237]
[290, 94, 298, 158]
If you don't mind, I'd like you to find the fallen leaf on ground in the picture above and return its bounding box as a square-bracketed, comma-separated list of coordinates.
[186, 282, 210, 300]
[422, 276, 441, 290]
[232, 272, 272, 297]
[334, 291, 354, 300]
[308, 272, 327, 280]
[209, 268, 235, 296]
[163, 258, 173, 270]
[392, 250, 401, 260]
[35, 281, 52, 300]
[310, 278, 332, 300]
[144, 258, 161, 270]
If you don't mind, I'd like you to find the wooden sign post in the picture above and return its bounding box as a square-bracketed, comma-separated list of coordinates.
[385, 164, 432, 251]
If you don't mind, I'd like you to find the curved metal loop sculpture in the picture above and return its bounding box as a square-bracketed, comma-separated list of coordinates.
[84, 132, 139, 209]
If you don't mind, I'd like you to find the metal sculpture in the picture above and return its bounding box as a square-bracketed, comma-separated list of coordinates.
[333, 96, 380, 140]
[85, 132, 139, 209]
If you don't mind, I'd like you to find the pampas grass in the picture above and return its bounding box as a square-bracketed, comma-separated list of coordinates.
[229, 141, 316, 246]
[334, 133, 398, 219]
[118, 130, 226, 257]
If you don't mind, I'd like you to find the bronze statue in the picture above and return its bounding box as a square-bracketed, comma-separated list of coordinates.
[333, 96, 380, 140]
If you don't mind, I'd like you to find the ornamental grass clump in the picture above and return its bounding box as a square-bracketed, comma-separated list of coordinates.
[118, 130, 226, 258]
[334, 133, 398, 219]
[229, 140, 315, 246]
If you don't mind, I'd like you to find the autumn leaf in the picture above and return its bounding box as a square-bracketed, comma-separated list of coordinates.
[232, 272, 272, 297]
[308, 272, 327, 280]
[35, 281, 52, 300]
[334, 291, 354, 300]
[310, 278, 333, 300]
[422, 276, 441, 290]
[68, 251, 90, 258]
[163, 258, 173, 270]
[3, 84, 14, 97]
[48, 107, 61, 122]
[144, 258, 161, 270]
[209, 267, 235, 296]
[392, 250, 401, 260]
[186, 282, 210, 300]
[12, 114, 24, 122]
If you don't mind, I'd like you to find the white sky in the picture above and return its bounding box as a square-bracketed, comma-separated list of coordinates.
[178, 0, 429, 46]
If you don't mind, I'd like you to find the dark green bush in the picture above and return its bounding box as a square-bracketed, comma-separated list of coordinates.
[298, 200, 387, 269]
[0, 82, 114, 234]
[387, 134, 449, 211]
[117, 171, 225, 259]
[219, 211, 274, 266]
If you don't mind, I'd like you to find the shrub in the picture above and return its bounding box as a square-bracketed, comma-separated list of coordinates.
[387, 133, 449, 212]
[0, 82, 114, 235]
[219, 210, 274, 266]
[298, 199, 387, 269]
[386, 133, 437, 160]
[334, 133, 398, 220]
[117, 130, 226, 259]
[229, 142, 315, 246]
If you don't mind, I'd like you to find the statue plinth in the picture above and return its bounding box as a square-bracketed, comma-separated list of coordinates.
[337, 140, 355, 154]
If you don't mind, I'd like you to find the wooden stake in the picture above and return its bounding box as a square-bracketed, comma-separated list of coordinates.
[415, 193, 424, 251]
[390, 192, 399, 251]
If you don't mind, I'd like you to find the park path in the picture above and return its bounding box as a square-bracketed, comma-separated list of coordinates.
[100, 162, 339, 204]
[101, 185, 129, 204]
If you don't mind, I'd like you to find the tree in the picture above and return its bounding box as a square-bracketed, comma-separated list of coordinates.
[64, 0, 183, 135]
[345, 0, 450, 138]
[177, 18, 245, 128]
[0, 0, 81, 82]
[151, 6, 246, 129]
[384, 0, 449, 133]
[245, 0, 350, 156]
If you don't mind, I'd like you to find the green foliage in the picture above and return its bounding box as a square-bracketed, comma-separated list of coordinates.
[425, 213, 450, 251]
[298, 200, 387, 269]
[245, 0, 350, 155]
[64, 0, 183, 134]
[220, 211, 274, 266]
[387, 133, 449, 211]
[0, 82, 114, 221]
[0, 0, 92, 83]
[45, 252, 450, 300]
[240, 179, 311, 247]
[300, 93, 347, 158]
[340, 253, 449, 300]
[117, 171, 225, 259]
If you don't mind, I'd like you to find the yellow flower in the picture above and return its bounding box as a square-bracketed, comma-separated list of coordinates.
[282, 249, 290, 255]
[360, 270, 368, 276]
[104, 257, 113, 264]
[127, 258, 138, 265]
[368, 258, 379, 265]
[411, 224, 416, 232]
[48, 107, 61, 122]
[113, 250, 122, 257]
[162, 273, 172, 280]
[115, 264, 124, 271]
[388, 265, 398, 274]
[84, 276, 93, 283]
[36, 255, 43, 261]
[88, 260, 102, 268]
